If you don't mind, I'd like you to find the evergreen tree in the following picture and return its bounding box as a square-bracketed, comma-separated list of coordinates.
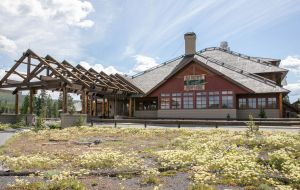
[46, 94, 53, 118]
[58, 92, 63, 110]
[52, 101, 59, 118]
[21, 95, 29, 114]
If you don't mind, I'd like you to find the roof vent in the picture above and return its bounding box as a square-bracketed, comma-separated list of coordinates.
[220, 41, 230, 51]
[184, 32, 196, 55]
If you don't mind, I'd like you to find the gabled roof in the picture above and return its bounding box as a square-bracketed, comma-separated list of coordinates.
[199, 47, 287, 75]
[125, 56, 185, 94]
[126, 51, 289, 95]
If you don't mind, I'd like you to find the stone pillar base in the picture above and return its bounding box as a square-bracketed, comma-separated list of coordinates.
[61, 114, 87, 128]
[25, 114, 36, 126]
[0, 114, 19, 124]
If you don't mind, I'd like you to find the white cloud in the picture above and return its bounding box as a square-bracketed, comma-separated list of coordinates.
[79, 61, 122, 75]
[0, 35, 17, 53]
[281, 56, 300, 74]
[285, 82, 300, 92]
[284, 82, 300, 100]
[131, 55, 159, 73]
[0, 0, 104, 61]
[0, 0, 94, 28]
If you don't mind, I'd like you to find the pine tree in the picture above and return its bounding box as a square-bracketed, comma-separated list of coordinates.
[58, 92, 63, 110]
[21, 95, 29, 114]
[46, 94, 53, 118]
[52, 101, 59, 118]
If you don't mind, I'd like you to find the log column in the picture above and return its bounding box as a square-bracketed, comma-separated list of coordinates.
[129, 97, 133, 117]
[62, 87, 68, 113]
[95, 99, 98, 116]
[81, 90, 87, 114]
[15, 92, 19, 114]
[89, 97, 93, 116]
[279, 93, 283, 118]
[114, 95, 117, 118]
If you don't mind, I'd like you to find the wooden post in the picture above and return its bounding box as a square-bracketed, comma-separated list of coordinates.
[102, 97, 105, 117]
[95, 99, 97, 116]
[27, 55, 31, 82]
[107, 99, 110, 118]
[279, 93, 283, 118]
[29, 89, 33, 114]
[129, 98, 132, 117]
[81, 90, 87, 114]
[15, 92, 19, 114]
[62, 87, 67, 113]
[90, 97, 93, 116]
[114, 95, 117, 118]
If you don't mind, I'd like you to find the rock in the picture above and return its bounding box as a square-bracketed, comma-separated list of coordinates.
[93, 139, 103, 144]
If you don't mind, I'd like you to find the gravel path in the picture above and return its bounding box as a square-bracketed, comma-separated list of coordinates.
[0, 132, 15, 146]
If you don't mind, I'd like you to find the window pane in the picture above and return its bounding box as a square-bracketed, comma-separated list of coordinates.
[248, 98, 256, 109]
[268, 97, 277, 108]
[222, 95, 233, 108]
[183, 95, 194, 109]
[257, 98, 266, 108]
[209, 93, 219, 108]
[196, 93, 206, 108]
[171, 97, 181, 109]
[239, 98, 247, 109]
[161, 97, 170, 109]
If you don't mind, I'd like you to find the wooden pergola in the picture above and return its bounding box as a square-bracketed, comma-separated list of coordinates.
[0, 49, 142, 117]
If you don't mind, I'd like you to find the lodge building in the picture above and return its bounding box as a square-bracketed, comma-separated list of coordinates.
[0, 32, 291, 122]
[122, 32, 289, 119]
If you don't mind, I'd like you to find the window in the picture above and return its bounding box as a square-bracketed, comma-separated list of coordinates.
[268, 97, 277, 108]
[239, 98, 247, 109]
[136, 99, 157, 111]
[221, 91, 233, 108]
[209, 91, 220, 108]
[196, 92, 207, 108]
[171, 93, 181, 109]
[248, 98, 257, 109]
[222, 96, 233, 108]
[160, 93, 170, 109]
[257, 98, 266, 108]
[222, 90, 233, 95]
[183, 92, 194, 109]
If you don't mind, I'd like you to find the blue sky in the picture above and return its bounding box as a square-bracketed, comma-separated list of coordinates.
[0, 0, 300, 101]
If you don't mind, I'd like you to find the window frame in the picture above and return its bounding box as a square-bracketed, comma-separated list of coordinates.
[160, 93, 170, 110]
[196, 92, 207, 109]
[209, 91, 220, 109]
[183, 92, 194, 109]
[221, 91, 233, 109]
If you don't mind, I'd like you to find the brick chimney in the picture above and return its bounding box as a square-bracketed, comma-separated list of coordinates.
[184, 32, 196, 55]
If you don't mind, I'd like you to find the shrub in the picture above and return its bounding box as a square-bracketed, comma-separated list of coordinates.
[246, 115, 260, 137]
[0, 123, 10, 131]
[0, 154, 62, 171]
[49, 123, 61, 130]
[140, 168, 161, 186]
[34, 117, 45, 131]
[259, 108, 267, 118]
[76, 149, 142, 170]
[73, 115, 85, 127]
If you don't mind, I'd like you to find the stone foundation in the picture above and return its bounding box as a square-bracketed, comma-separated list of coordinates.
[61, 114, 87, 128]
[0, 114, 19, 124]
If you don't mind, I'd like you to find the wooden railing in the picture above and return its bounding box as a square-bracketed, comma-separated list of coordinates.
[89, 118, 300, 129]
